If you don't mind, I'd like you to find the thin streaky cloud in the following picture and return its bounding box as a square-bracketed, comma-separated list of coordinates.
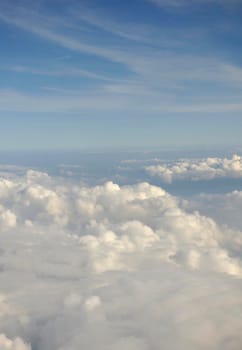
[0, 11, 127, 65]
[1, 89, 242, 114]
[0, 0, 242, 147]
[8, 65, 129, 83]
[71, 8, 154, 44]
[147, 0, 240, 8]
[1, 3, 241, 91]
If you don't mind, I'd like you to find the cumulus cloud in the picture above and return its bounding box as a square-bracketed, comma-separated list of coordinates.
[0, 334, 31, 350]
[146, 154, 242, 183]
[187, 189, 242, 232]
[0, 169, 242, 349]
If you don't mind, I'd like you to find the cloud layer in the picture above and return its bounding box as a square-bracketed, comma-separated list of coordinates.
[146, 154, 242, 183]
[0, 334, 31, 350]
[0, 169, 242, 349]
[187, 189, 242, 232]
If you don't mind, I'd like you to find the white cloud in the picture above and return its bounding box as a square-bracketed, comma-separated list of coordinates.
[0, 334, 31, 350]
[0, 169, 242, 349]
[187, 189, 242, 233]
[146, 154, 242, 183]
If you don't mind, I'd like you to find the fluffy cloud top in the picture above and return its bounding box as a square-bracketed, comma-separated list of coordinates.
[0, 334, 31, 350]
[0, 169, 242, 349]
[146, 154, 242, 183]
[187, 189, 242, 233]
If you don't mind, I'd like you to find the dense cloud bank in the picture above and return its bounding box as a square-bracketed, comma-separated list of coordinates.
[187, 190, 242, 231]
[0, 334, 31, 350]
[0, 170, 242, 349]
[146, 154, 242, 183]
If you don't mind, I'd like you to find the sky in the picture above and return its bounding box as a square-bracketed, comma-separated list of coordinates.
[2, 3, 242, 346]
[1, 0, 242, 150]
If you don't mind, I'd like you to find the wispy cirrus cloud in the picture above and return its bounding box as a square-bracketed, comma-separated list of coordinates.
[1, 2, 241, 85]
[147, 0, 240, 8]
[1, 88, 242, 114]
[0, 1, 242, 116]
[0, 10, 125, 65]
[8, 65, 126, 83]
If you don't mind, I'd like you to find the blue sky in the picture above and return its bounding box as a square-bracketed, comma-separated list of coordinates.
[1, 0, 242, 150]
